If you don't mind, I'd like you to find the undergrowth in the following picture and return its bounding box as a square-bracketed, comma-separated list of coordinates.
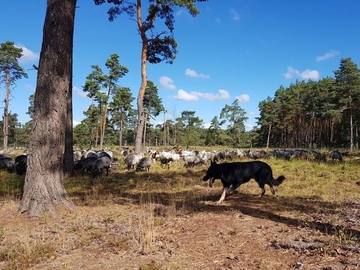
[0, 156, 360, 269]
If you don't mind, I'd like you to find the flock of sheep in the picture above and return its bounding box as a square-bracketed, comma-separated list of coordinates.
[0, 148, 344, 178]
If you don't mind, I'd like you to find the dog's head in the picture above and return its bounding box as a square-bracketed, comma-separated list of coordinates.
[202, 160, 222, 187]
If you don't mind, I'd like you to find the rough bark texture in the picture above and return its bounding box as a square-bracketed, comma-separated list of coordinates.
[134, 0, 148, 154]
[63, 82, 74, 176]
[19, 0, 76, 217]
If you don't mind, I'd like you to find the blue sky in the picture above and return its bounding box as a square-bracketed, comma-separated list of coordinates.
[1, 0, 360, 131]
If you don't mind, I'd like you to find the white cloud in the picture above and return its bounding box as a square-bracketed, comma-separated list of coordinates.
[300, 69, 320, 80]
[73, 86, 87, 98]
[202, 122, 211, 129]
[192, 89, 230, 100]
[159, 76, 176, 90]
[245, 123, 256, 131]
[229, 8, 240, 21]
[73, 120, 81, 127]
[283, 66, 319, 81]
[283, 66, 300, 79]
[316, 50, 340, 62]
[173, 89, 230, 101]
[185, 68, 210, 78]
[16, 45, 39, 63]
[235, 94, 250, 103]
[174, 89, 198, 101]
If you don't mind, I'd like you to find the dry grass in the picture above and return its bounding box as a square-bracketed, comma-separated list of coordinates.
[1, 154, 360, 269]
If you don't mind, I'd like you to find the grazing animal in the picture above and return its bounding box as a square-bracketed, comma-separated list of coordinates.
[202, 160, 285, 203]
[136, 157, 152, 171]
[330, 150, 343, 162]
[15, 154, 27, 175]
[160, 156, 173, 169]
[0, 157, 15, 173]
[91, 156, 111, 177]
[124, 153, 144, 170]
[73, 157, 97, 175]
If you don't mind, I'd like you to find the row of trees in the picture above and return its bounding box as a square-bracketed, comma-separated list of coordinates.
[2, 55, 360, 152]
[257, 58, 360, 150]
[2, 49, 360, 152]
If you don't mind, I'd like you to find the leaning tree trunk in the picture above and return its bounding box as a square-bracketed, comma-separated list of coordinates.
[19, 0, 76, 217]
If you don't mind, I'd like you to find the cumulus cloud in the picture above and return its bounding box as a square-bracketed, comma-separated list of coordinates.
[283, 66, 319, 80]
[73, 86, 87, 98]
[202, 122, 211, 129]
[246, 123, 255, 131]
[283, 66, 300, 79]
[229, 8, 240, 21]
[159, 76, 176, 90]
[73, 120, 81, 127]
[192, 89, 230, 100]
[174, 89, 198, 101]
[185, 68, 210, 78]
[16, 45, 39, 63]
[316, 50, 340, 62]
[300, 69, 320, 80]
[235, 94, 250, 103]
[174, 89, 230, 101]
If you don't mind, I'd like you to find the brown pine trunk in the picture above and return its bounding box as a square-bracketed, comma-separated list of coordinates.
[134, 1, 148, 154]
[119, 118, 123, 148]
[63, 65, 74, 176]
[19, 0, 76, 217]
[3, 71, 10, 152]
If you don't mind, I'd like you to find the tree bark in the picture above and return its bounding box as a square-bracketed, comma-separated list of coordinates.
[134, 0, 148, 154]
[3, 71, 10, 152]
[63, 80, 74, 177]
[19, 0, 76, 217]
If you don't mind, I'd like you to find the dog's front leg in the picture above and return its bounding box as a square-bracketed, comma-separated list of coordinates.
[217, 187, 228, 204]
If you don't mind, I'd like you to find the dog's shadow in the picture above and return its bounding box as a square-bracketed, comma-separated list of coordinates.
[195, 191, 360, 241]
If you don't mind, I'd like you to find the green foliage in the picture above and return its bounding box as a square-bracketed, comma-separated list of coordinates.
[220, 99, 248, 147]
[256, 58, 360, 149]
[0, 41, 28, 84]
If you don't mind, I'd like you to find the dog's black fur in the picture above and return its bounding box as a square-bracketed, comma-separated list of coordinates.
[202, 160, 285, 203]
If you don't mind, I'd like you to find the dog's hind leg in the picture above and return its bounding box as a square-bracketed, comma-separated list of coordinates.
[228, 183, 241, 194]
[217, 187, 229, 204]
[269, 185, 275, 195]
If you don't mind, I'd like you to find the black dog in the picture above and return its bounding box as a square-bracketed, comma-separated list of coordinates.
[202, 160, 285, 203]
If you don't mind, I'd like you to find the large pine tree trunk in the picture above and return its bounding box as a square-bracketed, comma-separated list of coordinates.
[134, 25, 148, 154]
[19, 0, 76, 217]
[63, 82, 74, 177]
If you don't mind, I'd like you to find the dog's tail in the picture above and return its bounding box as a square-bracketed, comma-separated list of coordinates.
[271, 175, 285, 186]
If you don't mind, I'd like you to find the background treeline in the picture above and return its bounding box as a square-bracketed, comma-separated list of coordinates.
[1, 57, 360, 151]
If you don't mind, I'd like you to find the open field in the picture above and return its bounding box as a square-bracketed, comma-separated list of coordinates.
[1, 153, 360, 269]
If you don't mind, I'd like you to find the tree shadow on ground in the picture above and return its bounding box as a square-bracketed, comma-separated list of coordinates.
[66, 168, 360, 242]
